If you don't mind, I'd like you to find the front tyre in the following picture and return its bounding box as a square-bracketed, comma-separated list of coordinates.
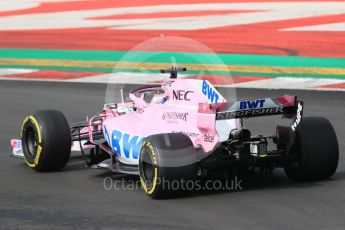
[284, 117, 339, 181]
[139, 133, 197, 199]
[21, 110, 71, 172]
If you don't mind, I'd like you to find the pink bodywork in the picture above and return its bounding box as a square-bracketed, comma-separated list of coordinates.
[90, 78, 239, 165]
[10, 78, 240, 165]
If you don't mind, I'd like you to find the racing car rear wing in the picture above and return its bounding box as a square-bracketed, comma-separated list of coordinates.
[208, 95, 302, 120]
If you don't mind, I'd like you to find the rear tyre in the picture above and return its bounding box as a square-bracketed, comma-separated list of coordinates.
[139, 133, 197, 199]
[284, 117, 339, 182]
[21, 110, 71, 172]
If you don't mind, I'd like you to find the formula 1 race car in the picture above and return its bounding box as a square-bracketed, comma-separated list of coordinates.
[10, 67, 339, 198]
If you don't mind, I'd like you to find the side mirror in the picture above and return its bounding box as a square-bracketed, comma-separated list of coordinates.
[129, 92, 147, 110]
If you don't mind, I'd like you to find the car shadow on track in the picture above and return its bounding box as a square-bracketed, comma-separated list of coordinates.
[58, 156, 345, 199]
[88, 168, 345, 199]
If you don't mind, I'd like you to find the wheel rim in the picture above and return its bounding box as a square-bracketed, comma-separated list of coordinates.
[24, 126, 38, 158]
[141, 148, 155, 188]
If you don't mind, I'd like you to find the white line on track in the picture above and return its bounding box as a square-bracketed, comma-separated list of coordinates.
[0, 68, 38, 76]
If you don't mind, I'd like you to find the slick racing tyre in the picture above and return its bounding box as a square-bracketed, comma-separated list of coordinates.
[21, 110, 71, 172]
[139, 133, 197, 199]
[284, 117, 339, 182]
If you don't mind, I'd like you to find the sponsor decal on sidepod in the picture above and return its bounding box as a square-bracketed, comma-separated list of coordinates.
[172, 131, 199, 138]
[104, 126, 144, 159]
[162, 112, 188, 121]
[204, 134, 215, 143]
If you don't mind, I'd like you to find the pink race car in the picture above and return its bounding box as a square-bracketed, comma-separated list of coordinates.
[11, 67, 339, 198]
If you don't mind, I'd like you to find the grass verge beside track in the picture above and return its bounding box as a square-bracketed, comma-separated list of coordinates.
[1, 48, 345, 79]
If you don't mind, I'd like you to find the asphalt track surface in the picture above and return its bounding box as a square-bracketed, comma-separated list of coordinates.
[0, 80, 345, 230]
